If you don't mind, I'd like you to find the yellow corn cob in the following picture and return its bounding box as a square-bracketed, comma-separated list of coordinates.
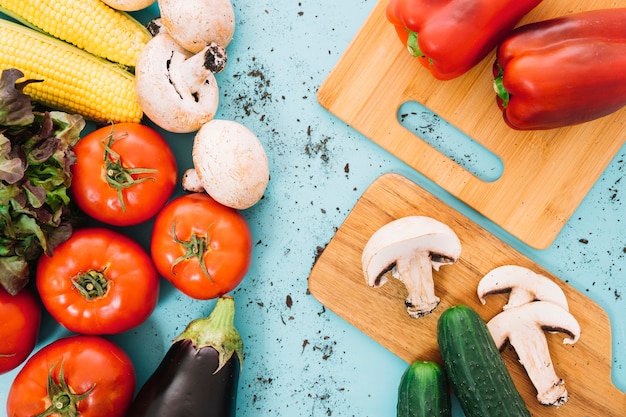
[0, 18, 143, 123]
[0, 0, 151, 67]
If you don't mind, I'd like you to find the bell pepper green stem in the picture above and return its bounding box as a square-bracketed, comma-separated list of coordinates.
[493, 66, 510, 108]
[406, 31, 424, 57]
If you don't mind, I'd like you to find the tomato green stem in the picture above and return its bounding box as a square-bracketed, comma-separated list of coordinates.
[101, 125, 157, 211]
[35, 360, 96, 417]
[71, 269, 109, 300]
[170, 222, 214, 282]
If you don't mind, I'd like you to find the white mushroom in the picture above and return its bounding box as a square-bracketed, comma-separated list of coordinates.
[361, 216, 462, 318]
[158, 0, 235, 52]
[477, 265, 569, 311]
[487, 301, 581, 406]
[182, 119, 269, 210]
[100, 0, 156, 11]
[134, 31, 226, 133]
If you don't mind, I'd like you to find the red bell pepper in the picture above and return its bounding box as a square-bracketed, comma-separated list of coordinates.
[493, 9, 626, 130]
[386, 0, 543, 80]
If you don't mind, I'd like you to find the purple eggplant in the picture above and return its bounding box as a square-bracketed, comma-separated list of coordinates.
[126, 296, 244, 417]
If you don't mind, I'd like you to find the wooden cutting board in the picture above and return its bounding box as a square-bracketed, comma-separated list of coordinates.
[308, 173, 625, 416]
[317, 0, 626, 250]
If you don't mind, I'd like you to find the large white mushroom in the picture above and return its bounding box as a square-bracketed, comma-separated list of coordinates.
[487, 301, 581, 406]
[158, 0, 235, 52]
[361, 216, 462, 318]
[134, 30, 226, 133]
[100, 0, 156, 11]
[182, 119, 269, 210]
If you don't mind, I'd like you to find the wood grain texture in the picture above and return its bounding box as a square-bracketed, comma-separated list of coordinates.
[317, 0, 626, 249]
[308, 173, 625, 416]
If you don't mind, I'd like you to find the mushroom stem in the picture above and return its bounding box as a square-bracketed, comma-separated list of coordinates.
[183, 43, 227, 80]
[487, 301, 581, 406]
[509, 322, 567, 406]
[169, 43, 226, 97]
[395, 250, 440, 318]
[181, 169, 204, 192]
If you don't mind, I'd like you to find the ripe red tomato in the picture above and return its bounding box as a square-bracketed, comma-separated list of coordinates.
[7, 335, 135, 417]
[0, 286, 41, 374]
[71, 122, 177, 226]
[36, 227, 159, 334]
[151, 193, 252, 300]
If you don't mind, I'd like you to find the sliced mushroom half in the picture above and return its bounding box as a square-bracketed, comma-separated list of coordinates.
[477, 265, 569, 311]
[487, 301, 581, 406]
[361, 216, 461, 318]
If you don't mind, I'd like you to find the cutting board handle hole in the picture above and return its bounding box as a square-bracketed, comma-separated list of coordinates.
[398, 101, 504, 182]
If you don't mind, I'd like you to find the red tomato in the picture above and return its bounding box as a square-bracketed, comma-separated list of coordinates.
[151, 193, 252, 300]
[7, 335, 135, 417]
[71, 123, 177, 226]
[0, 287, 41, 374]
[36, 227, 159, 334]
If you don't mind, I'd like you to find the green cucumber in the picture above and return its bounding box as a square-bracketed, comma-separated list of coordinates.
[437, 304, 531, 417]
[397, 360, 451, 417]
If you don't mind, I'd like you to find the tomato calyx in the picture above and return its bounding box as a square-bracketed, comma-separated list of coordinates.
[35, 361, 96, 417]
[102, 127, 158, 211]
[71, 268, 110, 300]
[170, 222, 214, 282]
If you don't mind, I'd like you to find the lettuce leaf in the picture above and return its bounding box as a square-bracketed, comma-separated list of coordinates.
[0, 69, 85, 295]
[0, 133, 25, 184]
[0, 68, 36, 127]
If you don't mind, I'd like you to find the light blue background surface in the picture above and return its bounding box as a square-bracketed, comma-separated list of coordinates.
[1, 1, 625, 416]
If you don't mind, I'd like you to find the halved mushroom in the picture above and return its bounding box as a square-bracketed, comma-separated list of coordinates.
[487, 301, 581, 406]
[134, 31, 227, 133]
[182, 119, 269, 210]
[361, 216, 461, 318]
[477, 265, 569, 311]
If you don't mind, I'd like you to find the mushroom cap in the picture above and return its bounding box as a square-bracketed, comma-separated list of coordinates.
[477, 265, 569, 311]
[361, 216, 461, 287]
[191, 119, 269, 210]
[159, 0, 235, 52]
[487, 301, 581, 348]
[100, 0, 156, 11]
[134, 33, 220, 133]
